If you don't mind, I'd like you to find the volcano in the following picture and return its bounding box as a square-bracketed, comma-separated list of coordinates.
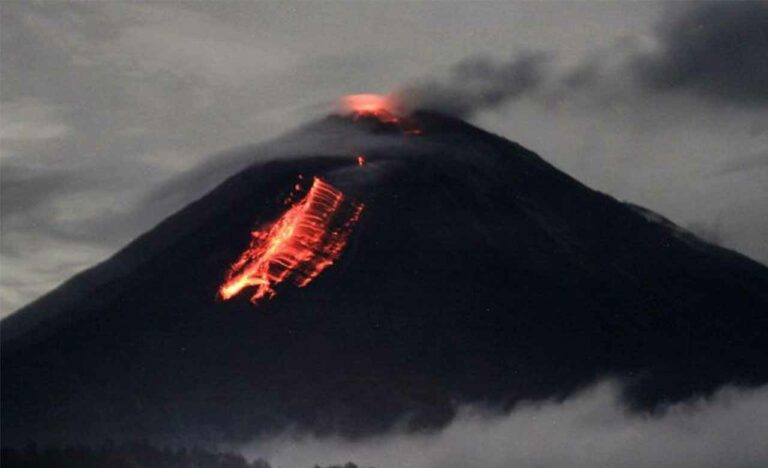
[2, 110, 767, 447]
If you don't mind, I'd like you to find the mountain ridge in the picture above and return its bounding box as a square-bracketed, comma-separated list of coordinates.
[3, 111, 767, 446]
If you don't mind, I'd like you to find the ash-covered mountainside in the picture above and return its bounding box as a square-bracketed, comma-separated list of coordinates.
[3, 111, 767, 446]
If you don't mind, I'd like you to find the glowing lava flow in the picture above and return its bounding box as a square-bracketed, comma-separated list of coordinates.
[219, 177, 364, 305]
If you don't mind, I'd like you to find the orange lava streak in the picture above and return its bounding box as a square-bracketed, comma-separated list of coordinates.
[219, 177, 364, 305]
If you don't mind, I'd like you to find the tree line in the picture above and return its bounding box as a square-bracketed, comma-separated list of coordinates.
[1, 441, 370, 468]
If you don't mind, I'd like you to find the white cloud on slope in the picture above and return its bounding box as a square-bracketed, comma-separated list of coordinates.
[240, 382, 768, 468]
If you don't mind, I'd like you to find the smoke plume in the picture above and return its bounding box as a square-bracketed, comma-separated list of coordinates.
[632, 1, 768, 105]
[394, 1, 768, 117]
[394, 52, 550, 117]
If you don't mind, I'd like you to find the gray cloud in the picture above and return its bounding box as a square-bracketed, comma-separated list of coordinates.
[396, 1, 768, 117]
[0, 165, 79, 219]
[241, 382, 768, 468]
[394, 52, 550, 117]
[716, 151, 768, 176]
[633, 1, 768, 105]
[0, 97, 72, 142]
[0, 162, 149, 313]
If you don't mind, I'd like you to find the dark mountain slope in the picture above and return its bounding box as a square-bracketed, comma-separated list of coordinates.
[3, 112, 767, 446]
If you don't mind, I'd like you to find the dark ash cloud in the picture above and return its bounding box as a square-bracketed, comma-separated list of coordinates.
[394, 52, 550, 117]
[395, 2, 768, 116]
[633, 1, 768, 105]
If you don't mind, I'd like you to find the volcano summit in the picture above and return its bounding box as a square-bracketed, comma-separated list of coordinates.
[2, 110, 767, 446]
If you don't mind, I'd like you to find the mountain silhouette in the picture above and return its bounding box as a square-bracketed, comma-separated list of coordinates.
[3, 111, 767, 447]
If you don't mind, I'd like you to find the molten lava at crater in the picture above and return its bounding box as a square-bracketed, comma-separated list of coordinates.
[340, 93, 423, 136]
[341, 94, 398, 121]
[219, 177, 364, 305]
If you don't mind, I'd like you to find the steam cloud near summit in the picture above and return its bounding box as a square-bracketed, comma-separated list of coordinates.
[394, 52, 549, 117]
[393, 1, 768, 117]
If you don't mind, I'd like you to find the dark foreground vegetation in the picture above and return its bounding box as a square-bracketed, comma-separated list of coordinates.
[1, 442, 369, 468]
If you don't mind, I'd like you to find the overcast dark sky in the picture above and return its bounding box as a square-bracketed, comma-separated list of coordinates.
[1, 1, 766, 317]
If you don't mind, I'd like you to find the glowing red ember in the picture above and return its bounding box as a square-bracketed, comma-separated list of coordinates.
[219, 177, 364, 305]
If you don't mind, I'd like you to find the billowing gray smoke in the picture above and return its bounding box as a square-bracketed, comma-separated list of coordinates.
[632, 1, 768, 105]
[394, 52, 549, 117]
[394, 1, 768, 117]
